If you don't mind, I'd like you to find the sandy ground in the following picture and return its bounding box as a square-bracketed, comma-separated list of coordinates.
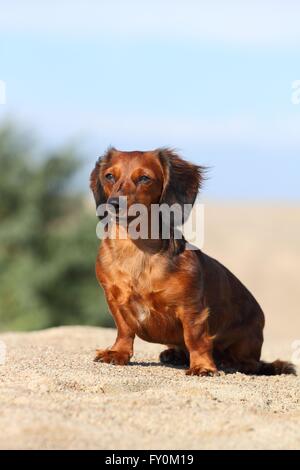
[0, 326, 299, 450]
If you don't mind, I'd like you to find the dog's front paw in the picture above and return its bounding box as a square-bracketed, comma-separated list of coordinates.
[186, 365, 220, 377]
[94, 349, 130, 365]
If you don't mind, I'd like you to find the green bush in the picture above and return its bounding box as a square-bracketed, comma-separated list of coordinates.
[0, 122, 113, 331]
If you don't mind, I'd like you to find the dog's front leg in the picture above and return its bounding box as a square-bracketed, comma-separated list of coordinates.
[94, 299, 135, 366]
[182, 309, 219, 376]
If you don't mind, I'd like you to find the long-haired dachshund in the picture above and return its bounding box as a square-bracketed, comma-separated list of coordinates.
[90, 148, 295, 376]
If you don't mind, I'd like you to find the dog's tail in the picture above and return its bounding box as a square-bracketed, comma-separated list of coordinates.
[255, 359, 296, 376]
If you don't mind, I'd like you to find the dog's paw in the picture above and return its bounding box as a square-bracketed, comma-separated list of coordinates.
[94, 349, 130, 365]
[159, 348, 189, 366]
[186, 365, 220, 377]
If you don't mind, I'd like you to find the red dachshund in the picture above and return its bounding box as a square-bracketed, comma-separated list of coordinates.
[90, 148, 295, 376]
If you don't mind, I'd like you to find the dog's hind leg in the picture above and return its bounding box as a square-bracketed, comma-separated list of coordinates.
[159, 346, 189, 366]
[220, 332, 295, 375]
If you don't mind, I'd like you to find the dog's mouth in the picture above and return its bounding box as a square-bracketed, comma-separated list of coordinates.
[106, 207, 137, 225]
[107, 206, 126, 218]
[106, 199, 147, 225]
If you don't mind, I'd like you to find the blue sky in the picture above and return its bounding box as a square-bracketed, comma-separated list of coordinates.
[1, 0, 300, 200]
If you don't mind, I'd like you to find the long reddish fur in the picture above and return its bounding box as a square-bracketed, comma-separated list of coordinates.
[90, 148, 296, 376]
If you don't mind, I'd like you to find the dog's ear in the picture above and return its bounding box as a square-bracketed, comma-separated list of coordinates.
[157, 148, 205, 256]
[90, 148, 115, 209]
[90, 158, 106, 208]
[158, 148, 204, 208]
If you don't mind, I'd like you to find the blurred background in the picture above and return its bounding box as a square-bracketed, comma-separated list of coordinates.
[0, 1, 299, 342]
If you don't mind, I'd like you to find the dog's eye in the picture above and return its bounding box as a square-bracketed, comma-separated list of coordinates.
[105, 173, 115, 182]
[137, 175, 151, 184]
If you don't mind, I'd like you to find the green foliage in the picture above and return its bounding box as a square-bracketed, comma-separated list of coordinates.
[0, 122, 113, 331]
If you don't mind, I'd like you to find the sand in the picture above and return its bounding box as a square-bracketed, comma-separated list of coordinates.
[0, 326, 299, 450]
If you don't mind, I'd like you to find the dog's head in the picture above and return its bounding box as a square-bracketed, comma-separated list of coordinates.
[90, 148, 204, 253]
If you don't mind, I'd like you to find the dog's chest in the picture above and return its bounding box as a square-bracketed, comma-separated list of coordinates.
[112, 256, 166, 318]
[114, 265, 184, 344]
[99, 242, 185, 344]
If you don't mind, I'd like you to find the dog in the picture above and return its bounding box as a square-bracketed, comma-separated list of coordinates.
[90, 148, 296, 376]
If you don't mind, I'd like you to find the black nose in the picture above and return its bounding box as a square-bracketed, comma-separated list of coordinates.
[107, 197, 119, 210]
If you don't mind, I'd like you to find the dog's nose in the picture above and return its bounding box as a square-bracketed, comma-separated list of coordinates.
[107, 197, 120, 210]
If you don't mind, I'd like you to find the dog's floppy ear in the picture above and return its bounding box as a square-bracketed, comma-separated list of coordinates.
[157, 148, 205, 256]
[158, 148, 204, 208]
[90, 158, 106, 208]
[90, 147, 115, 209]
